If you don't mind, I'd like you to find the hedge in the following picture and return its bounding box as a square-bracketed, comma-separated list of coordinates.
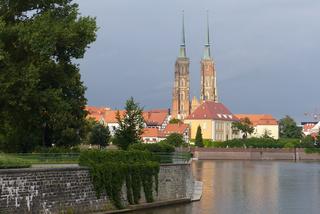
[203, 138, 301, 148]
[79, 150, 159, 209]
[128, 142, 175, 153]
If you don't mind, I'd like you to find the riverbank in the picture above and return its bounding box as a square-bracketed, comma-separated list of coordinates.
[193, 148, 320, 160]
[0, 163, 195, 213]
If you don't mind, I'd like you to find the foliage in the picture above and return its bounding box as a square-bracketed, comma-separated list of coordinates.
[317, 131, 320, 146]
[79, 150, 159, 209]
[195, 126, 204, 147]
[33, 146, 80, 153]
[232, 117, 255, 139]
[300, 135, 315, 148]
[164, 133, 186, 147]
[128, 142, 175, 153]
[202, 138, 302, 148]
[279, 116, 302, 139]
[169, 118, 182, 124]
[114, 97, 145, 150]
[0, 154, 31, 169]
[304, 148, 320, 153]
[89, 123, 111, 147]
[0, 0, 97, 152]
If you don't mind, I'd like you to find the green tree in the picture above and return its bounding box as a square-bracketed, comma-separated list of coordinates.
[232, 117, 255, 139]
[301, 135, 315, 148]
[316, 131, 320, 147]
[169, 118, 182, 124]
[279, 116, 302, 139]
[195, 125, 204, 147]
[0, 0, 97, 152]
[165, 133, 185, 147]
[89, 123, 111, 148]
[114, 97, 145, 150]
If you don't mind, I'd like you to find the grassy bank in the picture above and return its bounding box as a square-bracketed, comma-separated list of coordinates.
[0, 153, 31, 169]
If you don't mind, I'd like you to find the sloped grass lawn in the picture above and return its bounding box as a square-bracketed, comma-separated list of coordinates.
[0, 153, 79, 168]
[0, 153, 31, 169]
[13, 153, 79, 164]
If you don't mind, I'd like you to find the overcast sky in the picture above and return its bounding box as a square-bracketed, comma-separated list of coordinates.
[75, 0, 320, 122]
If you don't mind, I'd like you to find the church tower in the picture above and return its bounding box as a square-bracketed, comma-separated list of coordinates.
[200, 12, 218, 102]
[172, 12, 190, 119]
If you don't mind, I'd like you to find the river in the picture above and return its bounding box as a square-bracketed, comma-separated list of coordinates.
[130, 160, 320, 214]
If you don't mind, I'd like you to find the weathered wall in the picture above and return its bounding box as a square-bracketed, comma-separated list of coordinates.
[0, 164, 193, 214]
[193, 148, 320, 160]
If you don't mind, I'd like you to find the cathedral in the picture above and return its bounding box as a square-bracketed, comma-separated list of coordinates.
[172, 12, 218, 119]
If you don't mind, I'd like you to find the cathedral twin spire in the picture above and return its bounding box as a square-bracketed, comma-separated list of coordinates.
[178, 11, 212, 59]
[172, 11, 217, 119]
[179, 11, 187, 58]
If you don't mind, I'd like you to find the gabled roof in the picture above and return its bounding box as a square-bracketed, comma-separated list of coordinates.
[143, 111, 168, 126]
[103, 110, 125, 123]
[163, 123, 189, 135]
[235, 114, 278, 126]
[141, 128, 164, 138]
[186, 101, 237, 121]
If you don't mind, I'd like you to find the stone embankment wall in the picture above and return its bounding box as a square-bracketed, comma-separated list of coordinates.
[193, 148, 320, 160]
[0, 164, 193, 213]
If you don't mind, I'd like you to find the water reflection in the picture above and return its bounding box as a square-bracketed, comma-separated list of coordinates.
[130, 161, 320, 214]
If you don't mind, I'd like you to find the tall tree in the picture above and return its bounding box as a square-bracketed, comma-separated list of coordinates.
[195, 125, 204, 147]
[0, 0, 97, 152]
[165, 133, 185, 147]
[279, 116, 302, 139]
[89, 123, 111, 148]
[114, 97, 145, 150]
[232, 117, 255, 139]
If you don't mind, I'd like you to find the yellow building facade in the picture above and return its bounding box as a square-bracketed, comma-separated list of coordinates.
[184, 101, 238, 141]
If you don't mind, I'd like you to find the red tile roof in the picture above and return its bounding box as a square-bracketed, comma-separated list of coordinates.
[103, 110, 126, 123]
[143, 111, 168, 126]
[235, 114, 278, 126]
[87, 113, 103, 121]
[86, 106, 111, 114]
[186, 101, 237, 121]
[163, 123, 189, 135]
[86, 107, 168, 126]
[141, 128, 163, 138]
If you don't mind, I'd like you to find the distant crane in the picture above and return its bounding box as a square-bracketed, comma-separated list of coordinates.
[304, 108, 320, 122]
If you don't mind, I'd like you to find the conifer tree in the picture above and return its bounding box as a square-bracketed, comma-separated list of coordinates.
[114, 97, 145, 150]
[195, 125, 204, 147]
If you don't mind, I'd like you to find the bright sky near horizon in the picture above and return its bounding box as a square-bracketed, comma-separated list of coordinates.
[75, 0, 320, 123]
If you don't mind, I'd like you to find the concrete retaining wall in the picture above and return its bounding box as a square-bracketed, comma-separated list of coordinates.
[193, 148, 320, 160]
[0, 164, 193, 213]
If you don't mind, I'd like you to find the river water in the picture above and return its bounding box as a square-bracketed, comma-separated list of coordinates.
[130, 160, 320, 214]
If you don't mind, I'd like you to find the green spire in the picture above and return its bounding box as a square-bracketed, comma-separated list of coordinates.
[179, 11, 187, 58]
[203, 10, 211, 59]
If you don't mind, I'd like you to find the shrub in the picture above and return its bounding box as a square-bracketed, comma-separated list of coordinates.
[89, 123, 111, 147]
[33, 146, 80, 153]
[305, 148, 320, 153]
[128, 142, 175, 153]
[79, 150, 159, 209]
[165, 133, 186, 147]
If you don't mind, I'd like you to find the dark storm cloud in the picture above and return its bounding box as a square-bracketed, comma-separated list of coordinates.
[75, 0, 320, 122]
